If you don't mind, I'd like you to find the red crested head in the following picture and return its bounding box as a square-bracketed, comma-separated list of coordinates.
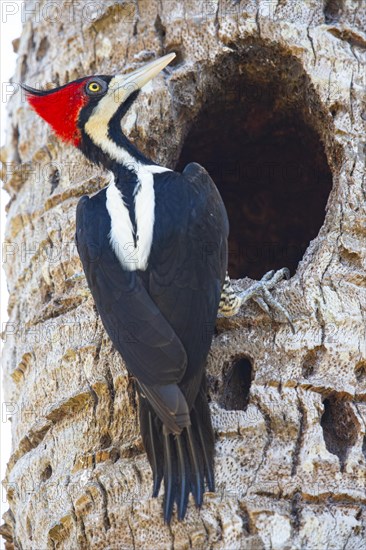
[22, 78, 90, 147]
[22, 53, 176, 163]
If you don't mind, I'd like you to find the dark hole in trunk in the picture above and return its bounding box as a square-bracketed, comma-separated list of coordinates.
[320, 396, 358, 470]
[176, 80, 333, 279]
[219, 357, 253, 411]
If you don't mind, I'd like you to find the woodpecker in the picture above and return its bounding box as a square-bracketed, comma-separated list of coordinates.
[23, 53, 226, 522]
[24, 52, 293, 522]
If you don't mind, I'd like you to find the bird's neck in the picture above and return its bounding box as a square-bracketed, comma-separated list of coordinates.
[80, 128, 156, 171]
[81, 93, 164, 173]
[80, 97, 172, 192]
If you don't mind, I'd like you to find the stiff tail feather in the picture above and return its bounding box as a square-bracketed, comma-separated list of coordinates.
[138, 382, 215, 523]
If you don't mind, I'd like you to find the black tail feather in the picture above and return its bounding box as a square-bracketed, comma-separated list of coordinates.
[191, 384, 215, 492]
[175, 435, 189, 520]
[138, 381, 215, 522]
[194, 415, 215, 492]
[163, 430, 175, 523]
[186, 425, 204, 508]
[138, 396, 163, 497]
[148, 411, 162, 497]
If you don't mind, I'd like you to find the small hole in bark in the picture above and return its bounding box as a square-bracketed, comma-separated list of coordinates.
[320, 395, 358, 470]
[362, 436, 366, 460]
[36, 36, 50, 61]
[40, 278, 52, 303]
[41, 464, 52, 481]
[302, 347, 322, 378]
[176, 47, 333, 279]
[323, 0, 343, 23]
[100, 434, 112, 448]
[50, 168, 60, 194]
[11, 125, 21, 164]
[238, 504, 251, 534]
[154, 14, 166, 40]
[110, 448, 120, 462]
[355, 360, 366, 383]
[329, 102, 343, 118]
[219, 356, 253, 410]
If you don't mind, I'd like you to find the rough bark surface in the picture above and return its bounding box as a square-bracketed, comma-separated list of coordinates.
[1, 0, 366, 548]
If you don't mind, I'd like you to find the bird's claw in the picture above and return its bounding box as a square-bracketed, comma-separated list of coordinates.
[238, 268, 295, 333]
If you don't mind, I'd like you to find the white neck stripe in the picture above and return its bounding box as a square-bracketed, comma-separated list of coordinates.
[106, 163, 164, 271]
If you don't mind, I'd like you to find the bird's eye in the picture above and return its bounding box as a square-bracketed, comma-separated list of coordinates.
[86, 79, 106, 95]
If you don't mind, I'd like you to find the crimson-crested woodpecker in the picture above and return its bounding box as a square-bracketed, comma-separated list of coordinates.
[24, 53, 228, 522]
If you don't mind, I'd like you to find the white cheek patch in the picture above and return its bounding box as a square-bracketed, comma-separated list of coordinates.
[84, 77, 126, 163]
[84, 77, 172, 172]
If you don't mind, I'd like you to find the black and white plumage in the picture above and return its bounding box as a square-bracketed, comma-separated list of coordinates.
[24, 53, 229, 522]
[76, 161, 228, 520]
[75, 162, 228, 419]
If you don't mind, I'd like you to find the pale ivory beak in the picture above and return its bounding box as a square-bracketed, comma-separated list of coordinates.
[111, 52, 176, 103]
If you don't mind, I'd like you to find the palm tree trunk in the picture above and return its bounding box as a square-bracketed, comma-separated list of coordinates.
[1, 1, 365, 548]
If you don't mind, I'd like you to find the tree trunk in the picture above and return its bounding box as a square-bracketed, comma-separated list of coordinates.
[1, 0, 365, 548]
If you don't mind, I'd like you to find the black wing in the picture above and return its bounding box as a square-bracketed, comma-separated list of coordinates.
[76, 164, 228, 431]
[75, 189, 189, 433]
[149, 163, 229, 407]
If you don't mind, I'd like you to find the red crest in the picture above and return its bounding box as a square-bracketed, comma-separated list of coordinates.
[23, 79, 89, 146]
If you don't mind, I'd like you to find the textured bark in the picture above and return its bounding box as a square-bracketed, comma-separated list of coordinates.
[1, 0, 366, 548]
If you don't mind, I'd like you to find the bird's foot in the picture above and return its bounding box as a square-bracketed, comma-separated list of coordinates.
[219, 268, 295, 332]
